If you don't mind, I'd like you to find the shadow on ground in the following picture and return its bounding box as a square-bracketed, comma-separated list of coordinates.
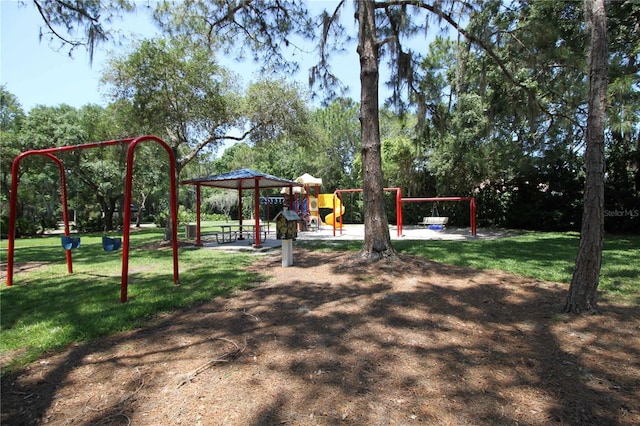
[2, 249, 639, 425]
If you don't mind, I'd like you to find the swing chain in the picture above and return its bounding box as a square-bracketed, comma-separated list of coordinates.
[431, 203, 440, 218]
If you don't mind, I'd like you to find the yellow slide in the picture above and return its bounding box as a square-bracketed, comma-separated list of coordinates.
[318, 194, 345, 226]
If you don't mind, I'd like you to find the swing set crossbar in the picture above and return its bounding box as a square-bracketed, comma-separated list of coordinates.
[6, 135, 180, 303]
[39, 138, 133, 155]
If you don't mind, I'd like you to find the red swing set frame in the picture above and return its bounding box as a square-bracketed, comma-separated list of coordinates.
[401, 196, 477, 236]
[5, 135, 180, 303]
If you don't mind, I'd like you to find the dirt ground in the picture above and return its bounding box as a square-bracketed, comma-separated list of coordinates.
[2, 248, 639, 426]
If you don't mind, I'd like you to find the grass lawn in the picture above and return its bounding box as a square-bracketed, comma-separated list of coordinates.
[1, 228, 638, 374]
[397, 231, 639, 299]
[1, 227, 262, 372]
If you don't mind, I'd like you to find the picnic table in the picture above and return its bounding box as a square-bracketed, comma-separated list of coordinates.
[215, 224, 269, 244]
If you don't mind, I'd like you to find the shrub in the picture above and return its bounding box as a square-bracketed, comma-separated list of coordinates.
[15, 217, 38, 237]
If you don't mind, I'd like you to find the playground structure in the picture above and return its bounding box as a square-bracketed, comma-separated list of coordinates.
[289, 173, 322, 228]
[288, 173, 348, 229]
[289, 173, 475, 237]
[317, 194, 345, 226]
[5, 135, 180, 303]
[6, 152, 476, 302]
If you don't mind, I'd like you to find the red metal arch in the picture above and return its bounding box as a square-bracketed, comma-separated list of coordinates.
[6, 135, 179, 302]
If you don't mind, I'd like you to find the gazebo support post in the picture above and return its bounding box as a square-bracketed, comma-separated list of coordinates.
[253, 177, 262, 248]
[196, 183, 202, 246]
[237, 187, 244, 240]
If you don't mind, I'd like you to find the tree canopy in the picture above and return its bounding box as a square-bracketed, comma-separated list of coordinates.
[4, 0, 639, 311]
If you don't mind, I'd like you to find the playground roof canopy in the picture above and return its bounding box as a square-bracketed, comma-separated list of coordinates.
[295, 173, 323, 185]
[181, 168, 302, 190]
[280, 172, 323, 194]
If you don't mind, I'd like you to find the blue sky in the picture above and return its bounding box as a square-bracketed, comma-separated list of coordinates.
[0, 1, 155, 110]
[1, 0, 366, 112]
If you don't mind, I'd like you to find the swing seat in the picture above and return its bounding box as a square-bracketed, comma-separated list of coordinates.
[61, 236, 81, 250]
[418, 216, 449, 227]
[102, 236, 122, 252]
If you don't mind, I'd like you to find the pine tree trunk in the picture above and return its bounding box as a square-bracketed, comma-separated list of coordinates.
[356, 0, 395, 261]
[564, 0, 607, 314]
